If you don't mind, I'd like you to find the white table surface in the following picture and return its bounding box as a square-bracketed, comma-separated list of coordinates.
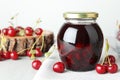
[0, 56, 40, 80]
[1, 37, 120, 80]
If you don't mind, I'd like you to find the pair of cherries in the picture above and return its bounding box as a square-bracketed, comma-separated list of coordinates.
[32, 59, 65, 73]
[1, 51, 18, 60]
[95, 55, 118, 74]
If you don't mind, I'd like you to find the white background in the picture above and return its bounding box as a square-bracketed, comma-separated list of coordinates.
[0, 0, 120, 37]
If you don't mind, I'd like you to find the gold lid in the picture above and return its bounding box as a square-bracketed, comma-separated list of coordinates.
[63, 12, 98, 19]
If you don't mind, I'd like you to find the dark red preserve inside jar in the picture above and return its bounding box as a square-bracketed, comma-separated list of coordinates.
[57, 12, 104, 71]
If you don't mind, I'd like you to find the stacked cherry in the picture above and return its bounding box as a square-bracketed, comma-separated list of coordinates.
[96, 55, 118, 74]
[95, 39, 118, 74]
[0, 26, 43, 37]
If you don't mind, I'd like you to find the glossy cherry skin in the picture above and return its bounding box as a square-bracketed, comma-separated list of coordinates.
[26, 50, 32, 57]
[2, 51, 11, 59]
[107, 63, 118, 73]
[25, 27, 33, 36]
[8, 28, 16, 37]
[10, 51, 18, 60]
[35, 48, 43, 57]
[105, 55, 116, 63]
[53, 62, 65, 73]
[32, 59, 42, 70]
[35, 28, 43, 35]
[2, 28, 8, 35]
[95, 64, 107, 74]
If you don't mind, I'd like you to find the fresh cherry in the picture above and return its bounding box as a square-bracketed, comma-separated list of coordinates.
[26, 50, 32, 57]
[53, 62, 65, 73]
[35, 48, 43, 57]
[32, 59, 42, 70]
[25, 27, 33, 36]
[2, 51, 11, 59]
[35, 28, 43, 35]
[95, 64, 107, 74]
[8, 28, 16, 37]
[107, 63, 118, 73]
[10, 51, 18, 60]
[2, 28, 8, 35]
[104, 55, 116, 63]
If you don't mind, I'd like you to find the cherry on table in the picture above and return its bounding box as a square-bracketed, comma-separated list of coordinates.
[107, 63, 118, 73]
[10, 51, 18, 60]
[32, 59, 42, 70]
[53, 62, 65, 73]
[95, 64, 107, 74]
[26, 50, 32, 57]
[2, 51, 11, 59]
[104, 55, 116, 63]
[35, 48, 43, 57]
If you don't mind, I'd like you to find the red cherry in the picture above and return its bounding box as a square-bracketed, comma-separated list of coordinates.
[10, 51, 18, 60]
[26, 50, 32, 57]
[35, 48, 43, 57]
[53, 62, 65, 73]
[107, 63, 118, 73]
[2, 51, 11, 59]
[95, 64, 107, 74]
[105, 55, 116, 63]
[25, 27, 33, 36]
[32, 59, 42, 70]
[35, 28, 43, 35]
[26, 26, 33, 30]
[2, 28, 8, 35]
[8, 28, 16, 37]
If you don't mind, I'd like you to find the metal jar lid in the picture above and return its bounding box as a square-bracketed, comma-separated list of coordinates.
[63, 12, 98, 19]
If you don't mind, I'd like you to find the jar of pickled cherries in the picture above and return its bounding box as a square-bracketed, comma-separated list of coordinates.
[57, 12, 104, 71]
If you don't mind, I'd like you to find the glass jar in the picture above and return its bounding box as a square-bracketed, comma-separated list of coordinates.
[57, 12, 104, 71]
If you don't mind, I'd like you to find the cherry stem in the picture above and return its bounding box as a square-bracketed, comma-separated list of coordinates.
[0, 34, 7, 52]
[40, 32, 44, 51]
[29, 32, 44, 60]
[41, 44, 56, 62]
[18, 48, 30, 54]
[35, 18, 41, 28]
